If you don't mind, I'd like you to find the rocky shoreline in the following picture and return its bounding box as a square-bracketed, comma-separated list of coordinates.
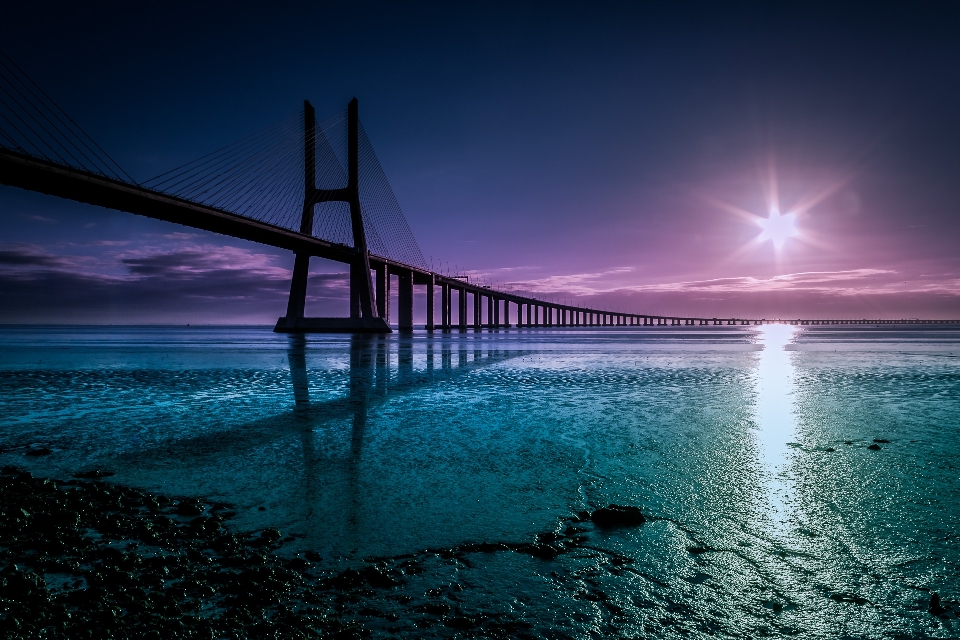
[0, 466, 651, 638]
[4, 464, 954, 638]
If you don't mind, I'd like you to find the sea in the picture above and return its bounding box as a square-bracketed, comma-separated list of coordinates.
[1, 323, 958, 638]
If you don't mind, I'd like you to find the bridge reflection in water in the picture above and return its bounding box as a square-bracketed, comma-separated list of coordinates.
[285, 334, 526, 542]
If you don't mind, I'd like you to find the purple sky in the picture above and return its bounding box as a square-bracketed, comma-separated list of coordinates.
[2, 3, 959, 322]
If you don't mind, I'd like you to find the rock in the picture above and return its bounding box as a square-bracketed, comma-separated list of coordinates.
[359, 566, 398, 588]
[25, 447, 52, 457]
[536, 532, 563, 544]
[867, 444, 881, 450]
[591, 504, 646, 528]
[445, 616, 479, 629]
[823, 447, 836, 452]
[520, 543, 559, 560]
[873, 438, 890, 443]
[929, 592, 947, 616]
[176, 500, 205, 516]
[73, 469, 115, 479]
[843, 441, 853, 445]
[329, 568, 365, 590]
[260, 529, 282, 543]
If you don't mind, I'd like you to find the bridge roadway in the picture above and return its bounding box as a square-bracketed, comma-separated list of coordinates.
[3, 147, 959, 330]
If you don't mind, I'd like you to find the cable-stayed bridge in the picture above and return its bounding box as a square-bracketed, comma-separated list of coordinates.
[0, 53, 956, 330]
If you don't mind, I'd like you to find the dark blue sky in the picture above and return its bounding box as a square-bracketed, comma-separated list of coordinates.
[2, 2, 959, 322]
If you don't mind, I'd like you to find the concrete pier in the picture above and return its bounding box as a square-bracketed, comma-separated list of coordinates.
[425, 275, 434, 331]
[397, 269, 413, 331]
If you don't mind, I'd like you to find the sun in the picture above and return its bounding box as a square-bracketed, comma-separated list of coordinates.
[756, 209, 798, 249]
[707, 158, 844, 263]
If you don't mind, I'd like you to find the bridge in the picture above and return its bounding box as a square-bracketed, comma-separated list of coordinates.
[1, 53, 956, 330]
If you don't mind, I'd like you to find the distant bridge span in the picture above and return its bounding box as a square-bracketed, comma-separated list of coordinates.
[5, 146, 955, 330]
[0, 57, 956, 330]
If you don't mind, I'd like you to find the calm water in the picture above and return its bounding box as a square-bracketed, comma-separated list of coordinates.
[1, 324, 959, 637]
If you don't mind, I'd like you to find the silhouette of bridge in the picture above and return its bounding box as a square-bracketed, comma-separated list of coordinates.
[1, 53, 956, 330]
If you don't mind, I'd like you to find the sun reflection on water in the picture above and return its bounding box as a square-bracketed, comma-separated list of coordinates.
[754, 324, 799, 531]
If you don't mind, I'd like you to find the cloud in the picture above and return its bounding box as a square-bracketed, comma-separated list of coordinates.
[619, 269, 903, 295]
[0, 245, 83, 270]
[0, 243, 348, 323]
[508, 267, 636, 295]
[491, 266, 960, 318]
[502, 267, 936, 297]
[118, 245, 290, 280]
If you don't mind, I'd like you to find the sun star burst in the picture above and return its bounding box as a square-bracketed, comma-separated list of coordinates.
[756, 209, 798, 249]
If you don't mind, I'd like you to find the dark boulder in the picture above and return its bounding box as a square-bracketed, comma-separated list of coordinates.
[25, 447, 52, 457]
[867, 444, 881, 450]
[929, 592, 947, 616]
[591, 504, 646, 528]
[873, 438, 891, 444]
[176, 500, 205, 516]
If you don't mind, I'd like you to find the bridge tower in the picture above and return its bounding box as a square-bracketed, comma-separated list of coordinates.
[275, 99, 391, 333]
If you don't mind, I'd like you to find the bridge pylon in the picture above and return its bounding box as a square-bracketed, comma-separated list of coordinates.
[275, 99, 391, 333]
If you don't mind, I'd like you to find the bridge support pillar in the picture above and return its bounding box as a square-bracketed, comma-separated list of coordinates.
[493, 298, 500, 328]
[285, 254, 310, 321]
[275, 99, 389, 333]
[487, 295, 494, 329]
[397, 269, 413, 331]
[441, 283, 450, 330]
[459, 288, 467, 330]
[376, 264, 390, 325]
[426, 275, 435, 331]
[473, 291, 481, 330]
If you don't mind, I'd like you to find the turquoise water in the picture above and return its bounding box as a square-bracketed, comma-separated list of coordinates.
[1, 324, 959, 637]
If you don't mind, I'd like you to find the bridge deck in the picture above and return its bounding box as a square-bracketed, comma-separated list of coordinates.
[2, 149, 958, 327]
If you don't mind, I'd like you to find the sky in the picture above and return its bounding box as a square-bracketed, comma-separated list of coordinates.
[1, 1, 959, 323]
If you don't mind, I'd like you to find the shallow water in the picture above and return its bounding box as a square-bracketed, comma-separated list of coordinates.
[1, 324, 959, 637]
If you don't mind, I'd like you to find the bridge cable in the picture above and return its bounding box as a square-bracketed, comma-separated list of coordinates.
[0, 50, 135, 183]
